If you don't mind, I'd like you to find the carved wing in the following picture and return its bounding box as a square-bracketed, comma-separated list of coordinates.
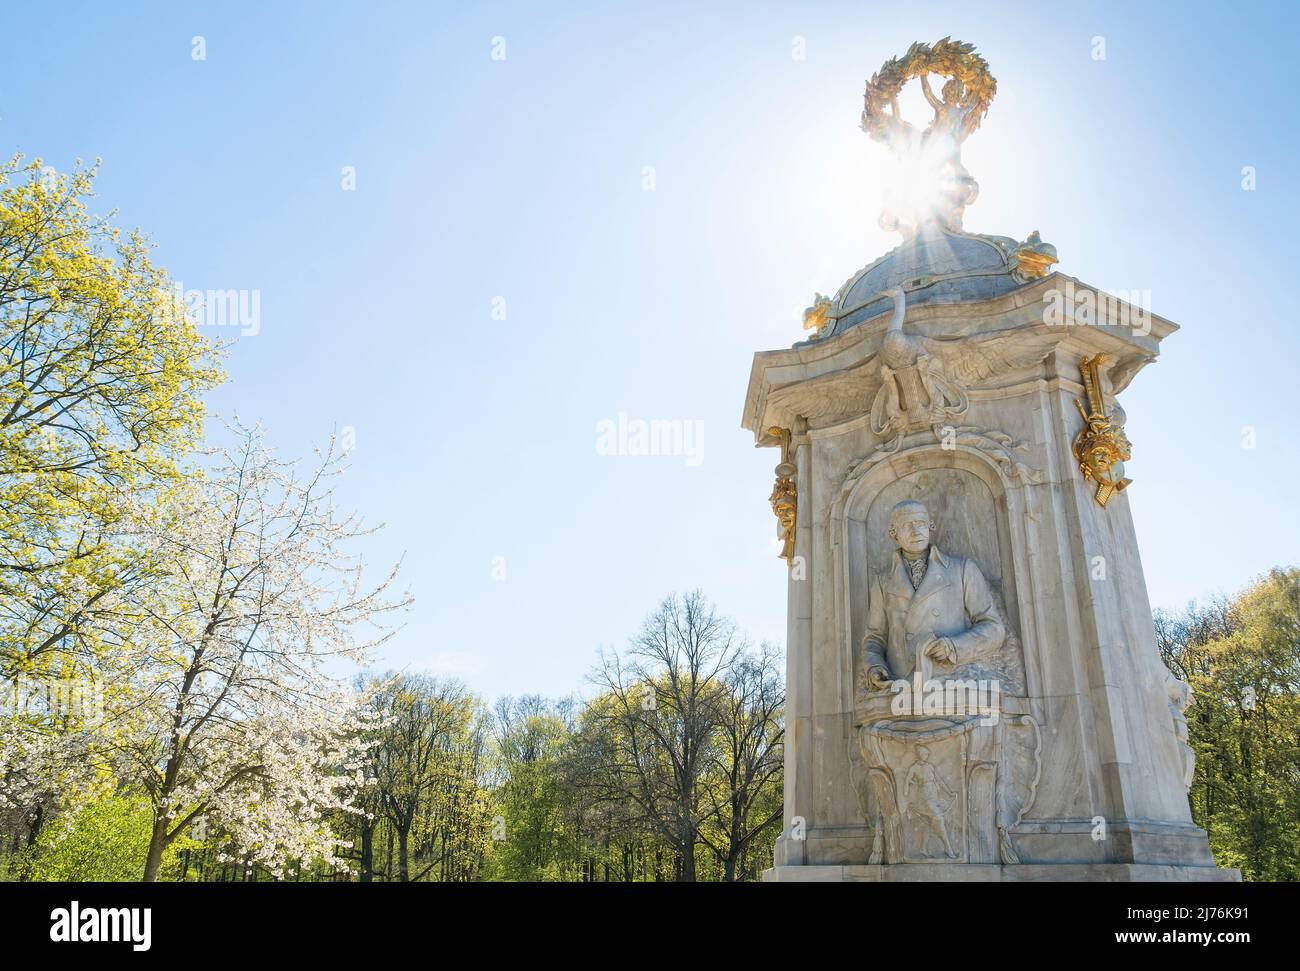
[764, 358, 883, 430]
[922, 328, 1061, 389]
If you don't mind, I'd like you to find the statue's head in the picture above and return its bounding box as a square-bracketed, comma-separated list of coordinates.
[941, 78, 965, 105]
[888, 500, 934, 555]
[916, 744, 931, 762]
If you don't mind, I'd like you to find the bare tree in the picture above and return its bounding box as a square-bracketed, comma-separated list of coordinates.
[587, 590, 741, 881]
[699, 642, 784, 881]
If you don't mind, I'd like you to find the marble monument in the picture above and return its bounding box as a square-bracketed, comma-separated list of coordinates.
[744, 40, 1238, 881]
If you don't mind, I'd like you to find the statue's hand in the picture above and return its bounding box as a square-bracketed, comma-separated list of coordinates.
[867, 665, 893, 689]
[923, 636, 957, 667]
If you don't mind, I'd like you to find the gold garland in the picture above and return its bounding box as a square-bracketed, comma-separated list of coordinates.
[860, 37, 996, 144]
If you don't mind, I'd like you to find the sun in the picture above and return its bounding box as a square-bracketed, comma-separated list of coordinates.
[878, 133, 965, 234]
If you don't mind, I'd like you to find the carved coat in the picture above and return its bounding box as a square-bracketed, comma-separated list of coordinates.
[863, 545, 1005, 680]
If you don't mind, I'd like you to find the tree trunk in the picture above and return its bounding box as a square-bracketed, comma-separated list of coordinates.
[723, 850, 738, 882]
[142, 817, 169, 882]
[397, 825, 410, 881]
[678, 838, 696, 882]
[359, 825, 374, 883]
[27, 804, 44, 846]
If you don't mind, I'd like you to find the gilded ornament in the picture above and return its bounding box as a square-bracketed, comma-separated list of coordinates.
[1072, 354, 1132, 507]
[767, 426, 797, 561]
[860, 38, 996, 236]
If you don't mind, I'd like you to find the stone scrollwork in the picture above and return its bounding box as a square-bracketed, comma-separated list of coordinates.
[931, 424, 1043, 484]
[843, 422, 1041, 495]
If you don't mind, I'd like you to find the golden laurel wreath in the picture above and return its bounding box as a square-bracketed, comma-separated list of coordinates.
[860, 37, 996, 143]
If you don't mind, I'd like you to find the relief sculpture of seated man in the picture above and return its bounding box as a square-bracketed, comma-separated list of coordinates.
[863, 499, 1006, 690]
[852, 499, 1029, 863]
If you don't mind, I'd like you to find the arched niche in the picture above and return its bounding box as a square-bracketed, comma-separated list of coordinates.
[831, 445, 1028, 702]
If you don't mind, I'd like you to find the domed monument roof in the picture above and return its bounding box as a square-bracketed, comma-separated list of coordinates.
[798, 225, 1057, 346]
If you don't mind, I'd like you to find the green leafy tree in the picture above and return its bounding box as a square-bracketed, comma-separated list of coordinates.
[0, 154, 222, 856]
[488, 695, 576, 880]
[22, 794, 183, 882]
[1, 155, 222, 679]
[369, 673, 493, 881]
[1158, 567, 1300, 880]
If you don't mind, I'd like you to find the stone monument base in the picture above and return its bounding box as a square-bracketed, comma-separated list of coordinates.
[762, 863, 1241, 882]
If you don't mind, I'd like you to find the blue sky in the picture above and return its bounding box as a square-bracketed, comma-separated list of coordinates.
[4, 1, 1298, 701]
